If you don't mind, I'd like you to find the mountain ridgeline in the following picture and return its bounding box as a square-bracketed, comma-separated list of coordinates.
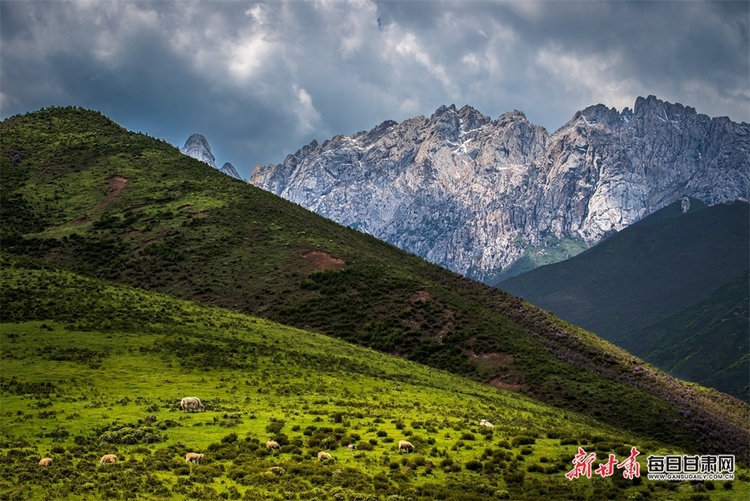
[1, 106, 748, 463]
[250, 96, 749, 283]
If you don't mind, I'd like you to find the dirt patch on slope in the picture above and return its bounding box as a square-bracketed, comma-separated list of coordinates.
[411, 290, 432, 302]
[467, 351, 514, 365]
[466, 351, 525, 391]
[302, 251, 345, 271]
[98, 176, 128, 209]
[487, 377, 526, 392]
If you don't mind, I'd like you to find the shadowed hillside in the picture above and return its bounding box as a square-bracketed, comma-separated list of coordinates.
[1, 106, 748, 462]
[619, 270, 749, 401]
[498, 199, 749, 401]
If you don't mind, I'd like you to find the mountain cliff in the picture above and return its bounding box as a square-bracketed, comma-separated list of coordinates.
[250, 96, 749, 282]
[180, 133, 216, 168]
[221, 162, 243, 180]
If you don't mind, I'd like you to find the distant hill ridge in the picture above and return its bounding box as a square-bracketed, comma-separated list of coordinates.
[499, 198, 749, 401]
[250, 95, 749, 282]
[1, 106, 748, 461]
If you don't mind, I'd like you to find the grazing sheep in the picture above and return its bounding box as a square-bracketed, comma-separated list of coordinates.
[269, 466, 285, 475]
[479, 419, 494, 428]
[266, 440, 280, 450]
[99, 454, 117, 464]
[318, 451, 334, 462]
[185, 453, 204, 464]
[180, 397, 204, 412]
[38, 457, 52, 467]
[347, 443, 356, 451]
[398, 440, 414, 453]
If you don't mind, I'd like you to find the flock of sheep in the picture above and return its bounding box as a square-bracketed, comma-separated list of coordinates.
[36, 396, 495, 471]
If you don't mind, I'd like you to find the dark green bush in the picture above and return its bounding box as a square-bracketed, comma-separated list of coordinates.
[465, 459, 482, 471]
[511, 436, 535, 446]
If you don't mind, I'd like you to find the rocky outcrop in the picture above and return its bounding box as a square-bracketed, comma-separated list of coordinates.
[181, 134, 216, 168]
[181, 135, 245, 180]
[250, 96, 749, 282]
[220, 162, 243, 180]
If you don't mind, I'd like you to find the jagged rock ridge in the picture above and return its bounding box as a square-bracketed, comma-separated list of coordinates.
[250, 96, 749, 282]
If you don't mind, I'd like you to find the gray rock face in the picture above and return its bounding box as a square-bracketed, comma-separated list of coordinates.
[181, 134, 217, 168]
[250, 96, 749, 282]
[181, 135, 245, 180]
[220, 162, 243, 180]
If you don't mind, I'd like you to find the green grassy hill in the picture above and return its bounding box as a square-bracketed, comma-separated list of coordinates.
[1, 254, 747, 500]
[498, 199, 749, 400]
[1, 107, 749, 464]
[619, 270, 749, 401]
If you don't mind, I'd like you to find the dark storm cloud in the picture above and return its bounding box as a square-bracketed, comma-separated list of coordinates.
[1, 1, 747, 179]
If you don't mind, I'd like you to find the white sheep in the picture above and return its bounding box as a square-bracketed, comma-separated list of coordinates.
[185, 453, 204, 464]
[318, 451, 334, 462]
[398, 440, 414, 453]
[99, 454, 117, 464]
[266, 440, 281, 450]
[180, 397, 204, 412]
[38, 457, 52, 467]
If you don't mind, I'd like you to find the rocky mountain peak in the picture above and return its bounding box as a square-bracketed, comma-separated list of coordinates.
[220, 162, 243, 180]
[250, 96, 748, 282]
[180, 134, 216, 168]
[458, 105, 492, 132]
[577, 104, 625, 128]
[632, 95, 702, 123]
[180, 134, 245, 180]
[495, 110, 529, 128]
[363, 120, 398, 144]
[430, 104, 458, 120]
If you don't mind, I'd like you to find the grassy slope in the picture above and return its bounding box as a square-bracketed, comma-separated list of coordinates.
[7, 255, 745, 500]
[1, 107, 748, 463]
[619, 270, 749, 401]
[492, 236, 590, 283]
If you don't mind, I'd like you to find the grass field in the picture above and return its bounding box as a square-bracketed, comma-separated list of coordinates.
[2, 256, 747, 500]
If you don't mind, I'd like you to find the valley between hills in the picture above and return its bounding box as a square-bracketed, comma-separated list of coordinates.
[1, 106, 748, 500]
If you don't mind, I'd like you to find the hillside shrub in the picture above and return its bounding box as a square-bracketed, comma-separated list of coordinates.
[465, 459, 482, 471]
[511, 436, 535, 446]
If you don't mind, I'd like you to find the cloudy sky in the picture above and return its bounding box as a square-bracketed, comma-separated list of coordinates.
[1, 0, 748, 179]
